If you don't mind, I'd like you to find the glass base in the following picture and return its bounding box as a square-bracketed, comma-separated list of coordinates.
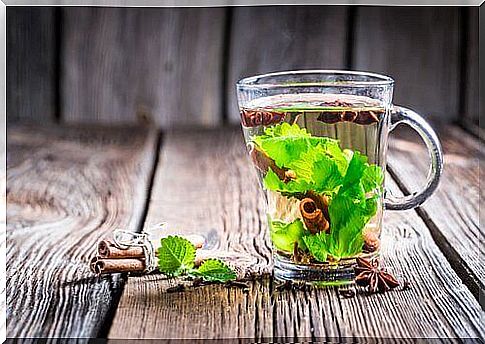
[273, 253, 377, 286]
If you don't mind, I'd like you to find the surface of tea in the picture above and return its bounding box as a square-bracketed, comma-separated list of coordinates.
[241, 93, 387, 267]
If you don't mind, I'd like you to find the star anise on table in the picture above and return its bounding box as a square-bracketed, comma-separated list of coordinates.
[354, 257, 399, 294]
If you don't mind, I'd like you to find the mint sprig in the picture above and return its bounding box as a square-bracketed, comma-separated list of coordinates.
[157, 236, 196, 275]
[157, 235, 237, 282]
[190, 259, 237, 282]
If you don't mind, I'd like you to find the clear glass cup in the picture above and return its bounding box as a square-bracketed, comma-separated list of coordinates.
[236, 70, 443, 284]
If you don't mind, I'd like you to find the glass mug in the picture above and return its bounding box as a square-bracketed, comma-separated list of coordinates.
[236, 70, 443, 284]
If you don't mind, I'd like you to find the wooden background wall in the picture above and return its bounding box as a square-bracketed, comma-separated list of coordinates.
[7, 6, 480, 130]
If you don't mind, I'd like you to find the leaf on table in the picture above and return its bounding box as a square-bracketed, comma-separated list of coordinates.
[157, 236, 196, 276]
[190, 259, 237, 282]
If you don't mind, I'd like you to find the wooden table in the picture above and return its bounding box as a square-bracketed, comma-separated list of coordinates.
[6, 123, 484, 341]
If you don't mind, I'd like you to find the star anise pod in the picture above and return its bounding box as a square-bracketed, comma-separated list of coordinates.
[240, 108, 285, 127]
[354, 257, 399, 293]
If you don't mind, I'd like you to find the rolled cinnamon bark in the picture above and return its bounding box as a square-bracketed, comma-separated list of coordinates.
[90, 256, 99, 274]
[98, 240, 145, 259]
[93, 258, 145, 274]
[98, 235, 205, 260]
[299, 198, 330, 234]
[305, 191, 330, 221]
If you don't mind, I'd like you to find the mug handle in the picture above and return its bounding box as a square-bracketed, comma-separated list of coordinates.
[384, 106, 444, 211]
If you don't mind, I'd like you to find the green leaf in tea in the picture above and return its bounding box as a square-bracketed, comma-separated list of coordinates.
[157, 236, 196, 275]
[361, 165, 384, 193]
[190, 259, 237, 282]
[263, 169, 311, 194]
[329, 210, 366, 258]
[269, 218, 307, 252]
[254, 122, 311, 143]
[341, 151, 368, 189]
[311, 156, 343, 193]
[302, 233, 329, 262]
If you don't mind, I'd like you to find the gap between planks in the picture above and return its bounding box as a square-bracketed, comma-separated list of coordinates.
[6, 124, 160, 338]
[97, 129, 163, 337]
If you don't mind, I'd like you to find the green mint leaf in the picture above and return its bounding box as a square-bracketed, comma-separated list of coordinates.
[328, 192, 355, 231]
[287, 144, 344, 187]
[259, 137, 312, 168]
[361, 165, 384, 193]
[314, 138, 349, 176]
[157, 236, 196, 276]
[312, 156, 343, 193]
[254, 123, 340, 171]
[269, 218, 307, 253]
[190, 259, 237, 282]
[263, 169, 311, 194]
[254, 122, 311, 144]
[284, 148, 316, 181]
[325, 189, 378, 259]
[340, 182, 365, 202]
[330, 211, 366, 258]
[342, 151, 368, 188]
[362, 194, 379, 217]
[302, 233, 329, 262]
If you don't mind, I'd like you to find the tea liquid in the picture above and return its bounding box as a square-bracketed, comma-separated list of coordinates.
[241, 93, 387, 265]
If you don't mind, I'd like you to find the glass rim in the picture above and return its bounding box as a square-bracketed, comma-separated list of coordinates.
[236, 70, 395, 89]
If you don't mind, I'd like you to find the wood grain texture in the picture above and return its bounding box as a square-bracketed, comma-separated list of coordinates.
[387, 125, 484, 305]
[6, 124, 157, 337]
[353, 7, 461, 122]
[7, 8, 56, 123]
[227, 6, 349, 123]
[110, 127, 484, 340]
[61, 8, 225, 127]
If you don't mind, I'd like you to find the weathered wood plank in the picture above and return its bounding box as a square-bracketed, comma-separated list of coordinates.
[6, 124, 158, 337]
[61, 8, 225, 127]
[387, 125, 484, 305]
[227, 6, 349, 123]
[353, 7, 461, 122]
[110, 127, 483, 340]
[7, 8, 56, 123]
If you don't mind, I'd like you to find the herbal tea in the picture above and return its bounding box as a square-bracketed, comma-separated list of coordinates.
[241, 93, 387, 279]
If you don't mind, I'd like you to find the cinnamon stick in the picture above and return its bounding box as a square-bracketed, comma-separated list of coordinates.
[90, 256, 99, 274]
[305, 191, 330, 221]
[98, 235, 205, 259]
[98, 240, 145, 259]
[92, 258, 145, 275]
[299, 198, 330, 234]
